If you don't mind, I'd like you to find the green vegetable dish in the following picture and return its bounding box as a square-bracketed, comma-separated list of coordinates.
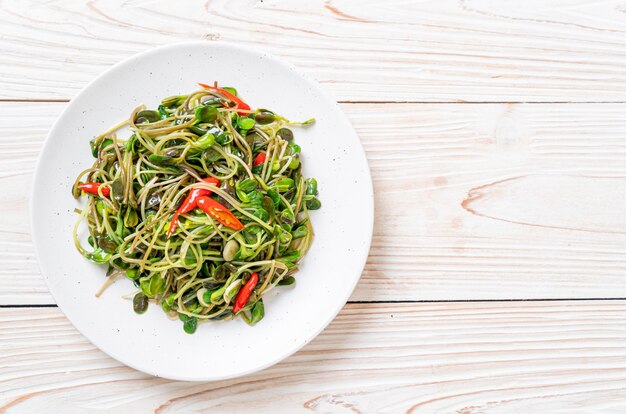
[72, 83, 320, 333]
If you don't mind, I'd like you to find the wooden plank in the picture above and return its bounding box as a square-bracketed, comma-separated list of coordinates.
[350, 102, 626, 301]
[3, 102, 626, 304]
[2, 0, 626, 102]
[1, 302, 626, 412]
[0, 103, 58, 305]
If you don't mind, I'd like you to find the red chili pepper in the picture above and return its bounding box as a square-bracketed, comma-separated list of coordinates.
[253, 153, 266, 166]
[233, 272, 258, 313]
[198, 83, 251, 115]
[167, 177, 221, 238]
[196, 196, 245, 231]
[77, 182, 110, 197]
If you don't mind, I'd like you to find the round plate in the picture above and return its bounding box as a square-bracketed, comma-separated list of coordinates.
[31, 42, 373, 381]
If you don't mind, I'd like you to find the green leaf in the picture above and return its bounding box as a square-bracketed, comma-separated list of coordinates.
[288, 142, 301, 154]
[95, 200, 106, 216]
[195, 105, 218, 123]
[124, 207, 139, 227]
[292, 225, 308, 239]
[89, 139, 98, 158]
[125, 134, 138, 154]
[150, 274, 166, 296]
[246, 190, 264, 204]
[111, 177, 124, 203]
[187, 300, 201, 313]
[267, 189, 280, 208]
[96, 234, 118, 254]
[215, 132, 231, 145]
[85, 248, 111, 264]
[165, 293, 177, 308]
[262, 196, 275, 217]
[236, 188, 251, 203]
[281, 250, 301, 262]
[242, 226, 262, 243]
[125, 268, 140, 280]
[90, 137, 114, 158]
[112, 257, 130, 270]
[306, 198, 322, 210]
[277, 128, 294, 142]
[305, 178, 318, 196]
[133, 293, 149, 314]
[148, 154, 173, 166]
[189, 125, 207, 136]
[139, 278, 150, 296]
[251, 207, 269, 221]
[183, 317, 198, 334]
[183, 248, 198, 266]
[279, 209, 295, 227]
[288, 156, 300, 169]
[140, 273, 166, 298]
[203, 148, 222, 163]
[209, 284, 227, 303]
[249, 300, 265, 324]
[278, 276, 295, 286]
[274, 178, 294, 193]
[101, 138, 114, 152]
[202, 97, 223, 107]
[157, 105, 169, 119]
[278, 230, 293, 250]
[254, 111, 275, 125]
[161, 95, 188, 107]
[192, 133, 215, 151]
[135, 110, 160, 124]
[202, 289, 212, 305]
[237, 117, 255, 130]
[280, 260, 298, 271]
[236, 178, 258, 193]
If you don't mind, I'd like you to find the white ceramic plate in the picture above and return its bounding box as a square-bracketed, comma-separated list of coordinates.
[31, 42, 373, 381]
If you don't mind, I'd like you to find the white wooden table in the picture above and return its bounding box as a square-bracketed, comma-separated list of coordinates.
[2, 1, 626, 412]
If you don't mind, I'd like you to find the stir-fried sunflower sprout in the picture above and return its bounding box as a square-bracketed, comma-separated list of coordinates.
[72, 84, 320, 334]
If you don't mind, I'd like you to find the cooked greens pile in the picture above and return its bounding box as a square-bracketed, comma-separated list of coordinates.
[72, 83, 320, 333]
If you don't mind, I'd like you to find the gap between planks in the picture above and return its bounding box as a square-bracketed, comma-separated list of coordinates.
[4, 298, 626, 308]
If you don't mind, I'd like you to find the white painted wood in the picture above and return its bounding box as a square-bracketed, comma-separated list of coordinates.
[349, 102, 626, 301]
[0, 103, 61, 305]
[3, 102, 626, 304]
[1, 2, 626, 410]
[2, 302, 626, 413]
[1, 0, 626, 102]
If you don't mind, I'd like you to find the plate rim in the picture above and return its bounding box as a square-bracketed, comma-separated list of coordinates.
[30, 40, 374, 381]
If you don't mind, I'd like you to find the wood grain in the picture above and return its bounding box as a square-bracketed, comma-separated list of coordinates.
[0, 103, 58, 305]
[1, 0, 626, 102]
[3, 102, 626, 304]
[2, 302, 626, 413]
[2, 2, 625, 411]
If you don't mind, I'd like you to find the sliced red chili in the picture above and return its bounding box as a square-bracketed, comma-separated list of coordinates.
[198, 83, 251, 115]
[167, 177, 221, 238]
[253, 153, 266, 166]
[77, 182, 110, 197]
[196, 196, 244, 231]
[233, 272, 258, 313]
